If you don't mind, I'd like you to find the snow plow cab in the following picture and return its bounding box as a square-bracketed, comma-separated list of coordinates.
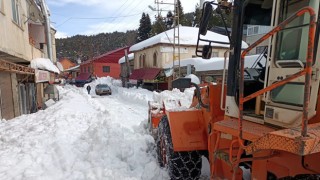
[149, 0, 320, 179]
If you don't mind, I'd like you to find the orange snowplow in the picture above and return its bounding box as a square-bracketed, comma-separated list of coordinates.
[148, 0, 320, 179]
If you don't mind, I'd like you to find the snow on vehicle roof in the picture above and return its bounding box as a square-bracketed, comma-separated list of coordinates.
[129, 26, 248, 52]
[31, 58, 60, 74]
[164, 54, 266, 71]
[118, 53, 134, 64]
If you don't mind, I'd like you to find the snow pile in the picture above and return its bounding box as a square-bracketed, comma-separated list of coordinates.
[0, 76, 212, 180]
[118, 53, 134, 64]
[152, 87, 195, 111]
[164, 54, 266, 71]
[0, 80, 168, 180]
[130, 26, 248, 52]
[31, 58, 60, 74]
[85, 77, 153, 106]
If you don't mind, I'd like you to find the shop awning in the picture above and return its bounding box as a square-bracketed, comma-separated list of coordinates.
[75, 73, 91, 82]
[129, 69, 144, 80]
[129, 68, 161, 80]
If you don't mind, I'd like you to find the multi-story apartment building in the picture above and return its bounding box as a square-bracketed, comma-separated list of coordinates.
[0, 0, 56, 120]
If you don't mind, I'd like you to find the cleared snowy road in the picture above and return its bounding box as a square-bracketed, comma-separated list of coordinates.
[0, 77, 212, 180]
[0, 78, 168, 180]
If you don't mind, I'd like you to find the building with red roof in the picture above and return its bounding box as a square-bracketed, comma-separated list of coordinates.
[79, 47, 129, 79]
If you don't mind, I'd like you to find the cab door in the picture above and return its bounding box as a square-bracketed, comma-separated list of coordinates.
[264, 0, 320, 127]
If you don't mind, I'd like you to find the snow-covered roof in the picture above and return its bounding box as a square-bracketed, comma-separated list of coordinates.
[164, 54, 266, 72]
[118, 53, 134, 64]
[30, 58, 60, 74]
[130, 26, 248, 52]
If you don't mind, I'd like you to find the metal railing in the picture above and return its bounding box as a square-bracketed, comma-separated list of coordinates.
[0, 59, 35, 74]
[238, 7, 316, 138]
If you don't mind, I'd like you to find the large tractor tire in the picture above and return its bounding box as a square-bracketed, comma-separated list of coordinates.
[156, 116, 202, 180]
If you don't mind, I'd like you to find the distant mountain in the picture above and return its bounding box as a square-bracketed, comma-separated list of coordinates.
[55, 30, 137, 63]
[55, 12, 197, 63]
[55, 10, 231, 64]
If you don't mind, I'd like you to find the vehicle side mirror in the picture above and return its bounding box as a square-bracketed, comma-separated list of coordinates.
[172, 78, 191, 89]
[199, 2, 213, 36]
[202, 45, 212, 59]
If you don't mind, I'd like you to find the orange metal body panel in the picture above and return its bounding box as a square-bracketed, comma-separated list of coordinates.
[166, 109, 207, 151]
[212, 117, 320, 178]
[213, 159, 243, 180]
[245, 122, 320, 155]
[251, 150, 320, 179]
[214, 118, 320, 156]
[308, 88, 320, 124]
[214, 118, 275, 142]
[165, 83, 225, 152]
[151, 113, 163, 129]
[203, 84, 226, 127]
[208, 131, 245, 179]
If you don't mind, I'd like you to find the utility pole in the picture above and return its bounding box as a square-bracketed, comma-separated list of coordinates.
[173, 0, 181, 77]
[154, 0, 181, 78]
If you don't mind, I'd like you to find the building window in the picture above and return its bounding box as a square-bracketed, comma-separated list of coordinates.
[212, 52, 219, 57]
[139, 54, 146, 68]
[103, 66, 110, 73]
[247, 26, 259, 36]
[139, 55, 142, 68]
[153, 52, 157, 67]
[11, 0, 20, 25]
[88, 67, 90, 73]
[142, 54, 146, 68]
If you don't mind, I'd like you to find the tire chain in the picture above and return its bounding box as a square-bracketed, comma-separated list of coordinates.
[157, 116, 202, 180]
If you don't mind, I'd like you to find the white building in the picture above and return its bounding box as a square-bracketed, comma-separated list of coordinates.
[128, 26, 248, 90]
[0, 0, 56, 119]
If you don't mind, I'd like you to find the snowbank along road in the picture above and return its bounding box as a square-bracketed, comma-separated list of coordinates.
[0, 77, 211, 180]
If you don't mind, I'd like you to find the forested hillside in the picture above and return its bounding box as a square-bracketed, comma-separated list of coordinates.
[55, 30, 137, 63]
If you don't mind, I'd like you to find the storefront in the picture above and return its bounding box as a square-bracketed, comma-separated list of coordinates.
[0, 59, 35, 120]
[31, 58, 60, 109]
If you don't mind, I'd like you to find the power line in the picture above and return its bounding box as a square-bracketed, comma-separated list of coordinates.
[114, 0, 154, 32]
[91, 0, 138, 35]
[55, 12, 146, 28]
[97, 0, 147, 34]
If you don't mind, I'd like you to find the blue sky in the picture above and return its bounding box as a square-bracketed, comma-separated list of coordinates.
[47, 0, 200, 38]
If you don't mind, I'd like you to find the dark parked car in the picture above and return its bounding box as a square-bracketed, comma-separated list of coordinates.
[95, 84, 112, 95]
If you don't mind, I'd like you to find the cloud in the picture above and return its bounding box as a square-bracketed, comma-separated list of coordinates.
[48, 0, 200, 37]
[48, 0, 198, 13]
[47, 0, 104, 6]
[55, 31, 69, 38]
[82, 20, 140, 35]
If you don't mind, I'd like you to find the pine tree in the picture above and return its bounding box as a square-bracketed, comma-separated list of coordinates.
[152, 15, 166, 35]
[137, 13, 152, 43]
[193, 4, 202, 27]
[175, 0, 190, 26]
[191, 4, 232, 30]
